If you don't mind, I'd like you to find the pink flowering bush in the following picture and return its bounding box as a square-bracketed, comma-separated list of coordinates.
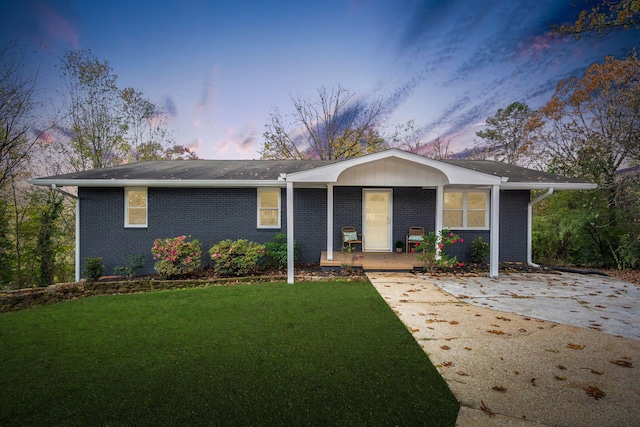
[209, 239, 265, 277]
[151, 235, 201, 278]
[415, 229, 463, 269]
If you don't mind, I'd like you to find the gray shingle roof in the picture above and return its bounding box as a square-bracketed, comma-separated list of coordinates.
[36, 159, 336, 181]
[31, 156, 591, 187]
[443, 160, 590, 184]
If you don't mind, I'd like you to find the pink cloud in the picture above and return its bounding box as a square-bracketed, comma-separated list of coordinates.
[35, 129, 55, 144]
[216, 127, 257, 157]
[188, 138, 202, 153]
[517, 31, 556, 59]
[32, 1, 80, 50]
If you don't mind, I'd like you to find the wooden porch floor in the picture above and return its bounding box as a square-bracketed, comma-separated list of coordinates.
[320, 251, 424, 271]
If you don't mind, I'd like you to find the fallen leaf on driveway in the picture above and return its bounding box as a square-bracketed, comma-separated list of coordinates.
[567, 343, 585, 350]
[492, 386, 506, 392]
[591, 369, 604, 375]
[480, 400, 495, 416]
[496, 316, 511, 321]
[449, 320, 459, 325]
[584, 386, 606, 400]
[487, 329, 505, 335]
[610, 359, 633, 368]
[440, 345, 450, 350]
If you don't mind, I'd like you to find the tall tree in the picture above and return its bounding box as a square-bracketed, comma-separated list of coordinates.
[533, 54, 640, 268]
[391, 120, 425, 154]
[475, 102, 539, 166]
[0, 41, 46, 191]
[552, 0, 640, 39]
[261, 85, 388, 160]
[537, 54, 640, 195]
[121, 87, 171, 162]
[57, 50, 186, 170]
[59, 50, 128, 171]
[35, 189, 64, 286]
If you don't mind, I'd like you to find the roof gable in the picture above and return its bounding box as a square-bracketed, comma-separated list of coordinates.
[287, 149, 503, 185]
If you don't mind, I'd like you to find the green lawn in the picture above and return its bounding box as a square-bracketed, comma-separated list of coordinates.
[0, 281, 458, 426]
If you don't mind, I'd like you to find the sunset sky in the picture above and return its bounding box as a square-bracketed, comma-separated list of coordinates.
[2, 0, 638, 159]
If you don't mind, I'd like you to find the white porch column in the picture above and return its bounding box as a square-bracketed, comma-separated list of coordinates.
[435, 184, 444, 233]
[435, 184, 444, 257]
[287, 181, 295, 284]
[490, 184, 500, 278]
[75, 197, 80, 282]
[327, 183, 334, 261]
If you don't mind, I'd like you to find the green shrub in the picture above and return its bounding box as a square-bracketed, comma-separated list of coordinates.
[151, 236, 201, 278]
[210, 239, 265, 277]
[83, 257, 104, 281]
[113, 253, 146, 277]
[471, 236, 490, 263]
[616, 233, 640, 269]
[263, 233, 298, 269]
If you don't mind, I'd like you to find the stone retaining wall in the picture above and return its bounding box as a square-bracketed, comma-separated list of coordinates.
[0, 276, 288, 313]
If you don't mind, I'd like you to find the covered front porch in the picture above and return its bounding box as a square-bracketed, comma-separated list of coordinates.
[319, 251, 425, 271]
[285, 150, 505, 283]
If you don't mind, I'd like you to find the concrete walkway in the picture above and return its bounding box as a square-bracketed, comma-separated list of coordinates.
[366, 271, 640, 427]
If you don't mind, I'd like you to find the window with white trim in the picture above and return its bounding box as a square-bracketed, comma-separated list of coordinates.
[257, 188, 281, 228]
[125, 187, 147, 228]
[443, 191, 488, 229]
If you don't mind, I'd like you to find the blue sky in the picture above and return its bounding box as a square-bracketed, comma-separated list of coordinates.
[2, 0, 638, 159]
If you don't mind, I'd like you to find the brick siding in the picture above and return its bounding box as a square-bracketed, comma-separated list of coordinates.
[79, 187, 530, 276]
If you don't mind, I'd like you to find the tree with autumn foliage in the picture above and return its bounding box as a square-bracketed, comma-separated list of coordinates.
[537, 54, 640, 198]
[552, 0, 640, 39]
[532, 54, 640, 268]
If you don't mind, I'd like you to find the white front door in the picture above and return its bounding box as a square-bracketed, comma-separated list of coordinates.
[363, 189, 392, 251]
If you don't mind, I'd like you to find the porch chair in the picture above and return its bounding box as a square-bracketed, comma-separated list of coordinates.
[406, 226, 425, 252]
[342, 226, 364, 252]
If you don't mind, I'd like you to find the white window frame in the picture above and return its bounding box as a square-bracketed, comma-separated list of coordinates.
[443, 190, 489, 230]
[124, 187, 148, 228]
[257, 187, 281, 229]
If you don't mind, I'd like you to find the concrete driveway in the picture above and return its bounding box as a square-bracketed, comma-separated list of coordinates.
[366, 271, 640, 427]
[428, 271, 640, 340]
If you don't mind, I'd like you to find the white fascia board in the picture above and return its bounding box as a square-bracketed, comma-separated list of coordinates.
[500, 182, 597, 191]
[286, 148, 502, 185]
[28, 179, 285, 188]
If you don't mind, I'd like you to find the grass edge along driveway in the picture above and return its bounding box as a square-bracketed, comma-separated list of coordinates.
[0, 281, 458, 426]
